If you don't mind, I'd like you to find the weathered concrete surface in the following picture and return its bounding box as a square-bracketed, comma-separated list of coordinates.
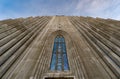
[0, 16, 120, 79]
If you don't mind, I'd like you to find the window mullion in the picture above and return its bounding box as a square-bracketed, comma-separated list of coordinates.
[61, 42, 64, 71]
[55, 41, 59, 70]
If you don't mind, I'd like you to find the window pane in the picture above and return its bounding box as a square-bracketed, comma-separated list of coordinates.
[50, 35, 69, 71]
[50, 54, 56, 70]
[57, 65, 62, 71]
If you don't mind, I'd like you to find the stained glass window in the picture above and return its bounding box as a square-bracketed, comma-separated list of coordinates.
[50, 35, 69, 71]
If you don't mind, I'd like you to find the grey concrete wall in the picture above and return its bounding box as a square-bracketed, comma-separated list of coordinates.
[0, 16, 119, 79]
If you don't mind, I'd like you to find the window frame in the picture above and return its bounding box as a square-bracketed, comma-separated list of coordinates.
[50, 35, 69, 71]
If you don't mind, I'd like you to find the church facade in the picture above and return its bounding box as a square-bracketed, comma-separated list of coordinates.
[0, 16, 120, 79]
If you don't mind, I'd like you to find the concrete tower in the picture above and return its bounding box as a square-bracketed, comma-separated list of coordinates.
[0, 16, 120, 79]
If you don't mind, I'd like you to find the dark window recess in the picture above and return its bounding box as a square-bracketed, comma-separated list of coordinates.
[45, 77, 74, 79]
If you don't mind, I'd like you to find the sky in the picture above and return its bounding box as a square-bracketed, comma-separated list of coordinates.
[0, 0, 120, 20]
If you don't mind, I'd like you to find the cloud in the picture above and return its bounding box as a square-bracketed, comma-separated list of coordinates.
[75, 0, 111, 15]
[22, 0, 77, 15]
[0, 0, 78, 20]
[0, 0, 120, 20]
[75, 0, 120, 20]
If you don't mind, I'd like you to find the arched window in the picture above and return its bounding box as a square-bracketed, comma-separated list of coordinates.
[50, 35, 69, 71]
